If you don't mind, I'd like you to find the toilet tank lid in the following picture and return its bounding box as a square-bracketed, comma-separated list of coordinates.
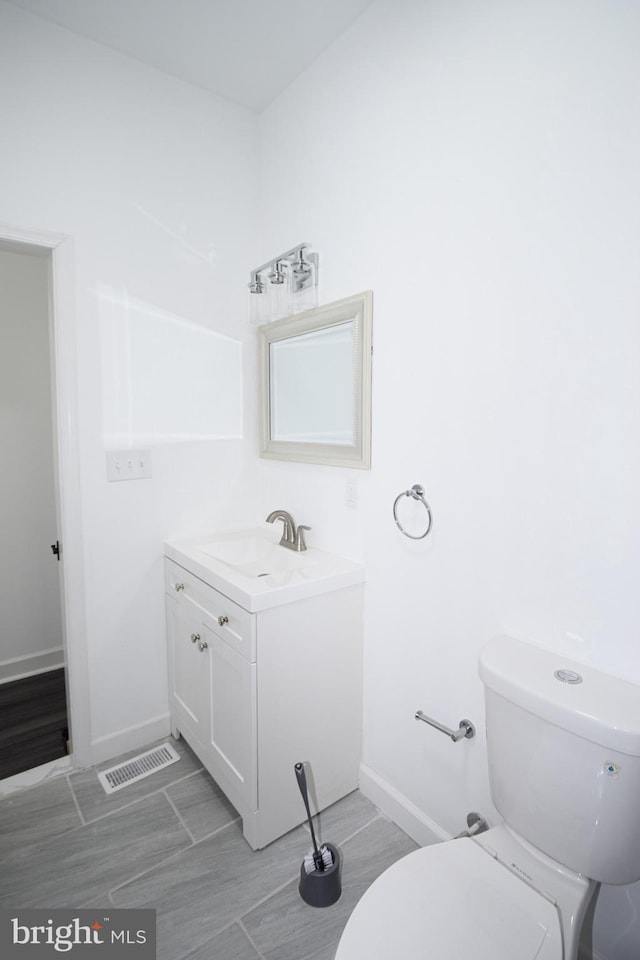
[479, 636, 640, 756]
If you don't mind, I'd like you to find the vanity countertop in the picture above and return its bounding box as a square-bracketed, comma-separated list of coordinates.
[164, 525, 365, 612]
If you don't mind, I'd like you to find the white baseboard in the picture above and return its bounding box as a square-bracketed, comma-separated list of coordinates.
[89, 713, 171, 766]
[0, 648, 64, 684]
[359, 761, 449, 847]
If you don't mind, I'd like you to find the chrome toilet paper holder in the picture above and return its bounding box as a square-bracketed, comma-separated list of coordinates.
[415, 709, 476, 742]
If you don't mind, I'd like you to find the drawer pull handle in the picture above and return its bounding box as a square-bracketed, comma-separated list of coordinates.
[175, 582, 185, 592]
[190, 633, 200, 644]
[218, 615, 229, 627]
[198, 640, 208, 652]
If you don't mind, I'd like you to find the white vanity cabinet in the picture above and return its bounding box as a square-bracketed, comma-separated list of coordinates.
[164, 555, 363, 850]
[165, 560, 257, 814]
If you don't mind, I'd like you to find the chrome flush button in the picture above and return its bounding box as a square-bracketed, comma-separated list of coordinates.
[554, 668, 583, 684]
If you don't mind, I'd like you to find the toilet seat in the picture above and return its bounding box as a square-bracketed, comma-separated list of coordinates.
[335, 838, 563, 960]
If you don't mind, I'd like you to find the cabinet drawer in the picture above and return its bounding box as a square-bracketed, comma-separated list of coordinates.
[165, 559, 255, 661]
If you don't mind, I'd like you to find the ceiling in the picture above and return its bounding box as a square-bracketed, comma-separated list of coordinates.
[5, 0, 374, 112]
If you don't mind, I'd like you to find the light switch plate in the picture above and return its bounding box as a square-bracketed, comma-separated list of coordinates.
[106, 449, 152, 482]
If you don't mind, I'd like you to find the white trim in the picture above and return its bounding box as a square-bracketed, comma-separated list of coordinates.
[359, 761, 449, 847]
[0, 648, 64, 684]
[0, 220, 92, 769]
[90, 713, 171, 766]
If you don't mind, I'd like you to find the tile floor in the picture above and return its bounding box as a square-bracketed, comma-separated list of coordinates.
[0, 737, 418, 959]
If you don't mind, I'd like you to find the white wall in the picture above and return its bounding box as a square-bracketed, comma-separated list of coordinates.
[0, 1, 259, 755]
[2, 0, 639, 954]
[258, 2, 640, 958]
[0, 246, 63, 677]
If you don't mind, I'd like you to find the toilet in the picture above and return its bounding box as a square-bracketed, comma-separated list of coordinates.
[336, 635, 640, 960]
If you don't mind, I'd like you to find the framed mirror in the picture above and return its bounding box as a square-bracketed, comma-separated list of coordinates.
[258, 291, 372, 468]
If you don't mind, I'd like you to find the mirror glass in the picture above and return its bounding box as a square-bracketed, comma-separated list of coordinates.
[269, 321, 354, 445]
[259, 291, 372, 468]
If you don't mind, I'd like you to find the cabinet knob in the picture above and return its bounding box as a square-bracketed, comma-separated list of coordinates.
[198, 640, 208, 652]
[218, 615, 229, 626]
[175, 582, 185, 592]
[190, 633, 200, 644]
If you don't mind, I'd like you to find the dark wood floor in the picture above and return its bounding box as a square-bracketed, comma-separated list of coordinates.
[0, 668, 68, 780]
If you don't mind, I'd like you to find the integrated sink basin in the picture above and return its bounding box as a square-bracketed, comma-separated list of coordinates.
[164, 525, 365, 612]
[199, 536, 319, 578]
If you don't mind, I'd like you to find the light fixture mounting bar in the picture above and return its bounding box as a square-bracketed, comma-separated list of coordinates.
[250, 243, 309, 282]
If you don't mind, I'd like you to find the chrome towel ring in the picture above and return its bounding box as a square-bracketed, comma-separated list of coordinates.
[393, 484, 433, 539]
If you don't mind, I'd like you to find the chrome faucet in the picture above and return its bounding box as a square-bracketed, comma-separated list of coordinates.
[265, 510, 311, 552]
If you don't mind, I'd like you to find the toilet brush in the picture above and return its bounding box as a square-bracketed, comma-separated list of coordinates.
[295, 762, 333, 873]
[294, 761, 342, 907]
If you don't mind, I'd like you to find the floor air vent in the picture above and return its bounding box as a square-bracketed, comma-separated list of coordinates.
[98, 742, 180, 794]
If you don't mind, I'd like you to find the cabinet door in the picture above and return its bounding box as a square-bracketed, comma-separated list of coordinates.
[206, 631, 257, 811]
[166, 596, 208, 747]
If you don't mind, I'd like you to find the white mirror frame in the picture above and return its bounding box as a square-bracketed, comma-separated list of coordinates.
[258, 291, 372, 468]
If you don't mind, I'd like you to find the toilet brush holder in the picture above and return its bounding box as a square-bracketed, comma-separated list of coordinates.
[298, 842, 342, 908]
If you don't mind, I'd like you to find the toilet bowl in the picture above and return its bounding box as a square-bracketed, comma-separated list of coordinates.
[335, 825, 593, 960]
[336, 636, 640, 960]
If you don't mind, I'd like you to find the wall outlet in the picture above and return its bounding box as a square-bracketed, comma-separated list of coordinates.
[106, 449, 152, 482]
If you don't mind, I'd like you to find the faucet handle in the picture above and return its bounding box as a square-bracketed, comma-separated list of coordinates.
[295, 525, 311, 552]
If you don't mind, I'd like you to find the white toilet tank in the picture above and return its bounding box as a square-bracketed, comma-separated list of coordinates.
[479, 636, 640, 884]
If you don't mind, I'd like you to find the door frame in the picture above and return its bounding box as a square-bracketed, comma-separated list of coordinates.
[0, 220, 92, 767]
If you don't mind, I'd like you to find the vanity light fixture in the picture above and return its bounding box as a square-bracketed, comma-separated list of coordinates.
[267, 259, 288, 285]
[248, 243, 319, 323]
[248, 273, 265, 294]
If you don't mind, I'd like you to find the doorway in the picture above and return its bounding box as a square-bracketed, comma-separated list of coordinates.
[0, 243, 67, 779]
[0, 223, 91, 784]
